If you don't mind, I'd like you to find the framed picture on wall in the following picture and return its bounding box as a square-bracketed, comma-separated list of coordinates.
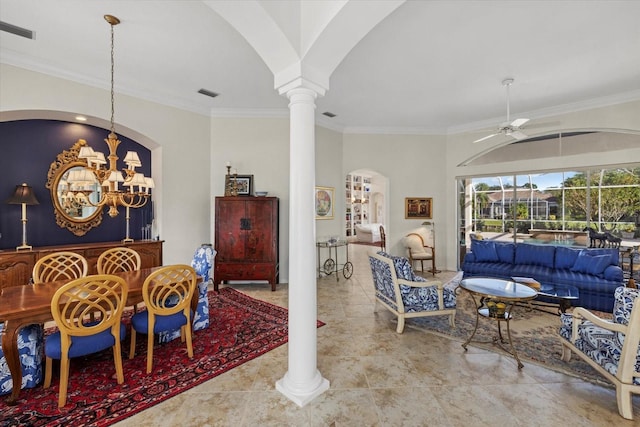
[315, 186, 335, 219]
[225, 174, 253, 196]
[405, 197, 432, 219]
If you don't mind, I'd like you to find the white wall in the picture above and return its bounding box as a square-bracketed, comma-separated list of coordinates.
[210, 117, 291, 281]
[342, 133, 448, 262]
[0, 64, 212, 265]
[315, 126, 344, 242]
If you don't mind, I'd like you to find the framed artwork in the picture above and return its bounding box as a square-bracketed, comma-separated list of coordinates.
[405, 197, 432, 219]
[315, 186, 335, 219]
[225, 174, 253, 196]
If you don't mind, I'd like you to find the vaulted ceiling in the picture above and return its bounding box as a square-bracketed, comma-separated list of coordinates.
[1, 0, 639, 137]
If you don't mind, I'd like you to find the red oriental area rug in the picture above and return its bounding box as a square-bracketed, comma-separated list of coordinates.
[1, 288, 321, 427]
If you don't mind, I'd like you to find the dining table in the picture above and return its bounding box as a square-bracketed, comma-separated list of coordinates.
[0, 266, 201, 404]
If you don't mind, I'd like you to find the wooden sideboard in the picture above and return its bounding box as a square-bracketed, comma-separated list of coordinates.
[0, 240, 163, 290]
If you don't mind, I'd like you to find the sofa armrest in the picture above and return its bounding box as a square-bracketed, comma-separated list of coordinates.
[398, 278, 442, 289]
[603, 265, 623, 282]
[573, 307, 626, 334]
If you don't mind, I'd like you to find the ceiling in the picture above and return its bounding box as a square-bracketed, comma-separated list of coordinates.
[1, 0, 639, 137]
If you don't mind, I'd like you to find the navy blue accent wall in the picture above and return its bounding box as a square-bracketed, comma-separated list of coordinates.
[0, 120, 153, 249]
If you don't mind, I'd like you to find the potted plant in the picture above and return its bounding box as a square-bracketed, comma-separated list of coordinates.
[620, 224, 636, 239]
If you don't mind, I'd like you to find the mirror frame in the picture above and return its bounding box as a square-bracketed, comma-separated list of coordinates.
[46, 139, 103, 236]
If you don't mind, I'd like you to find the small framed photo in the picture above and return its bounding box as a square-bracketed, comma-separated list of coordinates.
[315, 186, 335, 220]
[405, 197, 432, 219]
[225, 174, 253, 196]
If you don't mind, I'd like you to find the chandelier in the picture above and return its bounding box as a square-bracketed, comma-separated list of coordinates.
[76, 14, 153, 224]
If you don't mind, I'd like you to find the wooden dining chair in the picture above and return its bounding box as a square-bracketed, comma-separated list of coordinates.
[32, 251, 88, 284]
[129, 264, 197, 374]
[44, 274, 128, 407]
[97, 247, 141, 274]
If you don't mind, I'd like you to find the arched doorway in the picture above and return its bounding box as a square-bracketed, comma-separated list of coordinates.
[345, 169, 388, 242]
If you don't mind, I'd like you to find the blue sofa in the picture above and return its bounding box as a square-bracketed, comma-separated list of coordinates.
[462, 239, 624, 312]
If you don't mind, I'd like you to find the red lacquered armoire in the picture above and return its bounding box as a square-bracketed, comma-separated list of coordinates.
[214, 196, 279, 291]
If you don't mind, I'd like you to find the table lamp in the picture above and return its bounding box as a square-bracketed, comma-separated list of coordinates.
[6, 183, 39, 251]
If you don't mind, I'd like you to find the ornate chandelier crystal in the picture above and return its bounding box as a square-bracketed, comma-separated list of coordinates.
[76, 15, 153, 220]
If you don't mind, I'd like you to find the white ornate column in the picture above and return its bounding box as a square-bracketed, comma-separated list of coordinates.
[275, 80, 330, 406]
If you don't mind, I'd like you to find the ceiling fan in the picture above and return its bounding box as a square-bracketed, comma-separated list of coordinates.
[473, 78, 530, 143]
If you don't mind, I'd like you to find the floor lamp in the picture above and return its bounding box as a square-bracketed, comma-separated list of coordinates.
[6, 183, 40, 251]
[421, 221, 441, 274]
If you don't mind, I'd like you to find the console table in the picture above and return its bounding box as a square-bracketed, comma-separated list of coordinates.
[0, 240, 163, 291]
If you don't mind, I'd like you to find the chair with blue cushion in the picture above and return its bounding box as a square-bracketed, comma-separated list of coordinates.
[158, 245, 216, 343]
[369, 252, 456, 333]
[190, 244, 216, 331]
[44, 274, 128, 407]
[0, 324, 44, 396]
[129, 264, 197, 374]
[97, 247, 141, 274]
[558, 286, 640, 420]
[32, 251, 88, 284]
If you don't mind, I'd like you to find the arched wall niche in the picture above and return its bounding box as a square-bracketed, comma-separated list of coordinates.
[0, 114, 156, 249]
[0, 109, 159, 151]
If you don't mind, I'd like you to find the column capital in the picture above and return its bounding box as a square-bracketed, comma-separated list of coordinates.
[277, 77, 326, 99]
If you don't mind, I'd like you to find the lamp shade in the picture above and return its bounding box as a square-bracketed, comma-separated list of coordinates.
[6, 183, 39, 205]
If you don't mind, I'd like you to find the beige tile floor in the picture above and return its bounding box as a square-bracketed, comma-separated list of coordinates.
[115, 244, 640, 427]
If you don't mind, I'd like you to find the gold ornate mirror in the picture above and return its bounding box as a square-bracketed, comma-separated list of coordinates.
[46, 139, 103, 236]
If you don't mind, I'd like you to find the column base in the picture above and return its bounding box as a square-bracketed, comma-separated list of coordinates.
[275, 370, 330, 407]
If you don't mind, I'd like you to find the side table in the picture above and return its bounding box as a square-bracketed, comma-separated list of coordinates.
[459, 277, 537, 369]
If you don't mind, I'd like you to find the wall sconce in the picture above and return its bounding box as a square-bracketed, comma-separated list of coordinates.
[6, 183, 40, 251]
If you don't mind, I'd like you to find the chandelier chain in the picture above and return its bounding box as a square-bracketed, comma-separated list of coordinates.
[110, 21, 115, 135]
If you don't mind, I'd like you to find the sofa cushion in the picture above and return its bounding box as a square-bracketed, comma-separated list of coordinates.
[515, 244, 555, 268]
[555, 246, 581, 269]
[571, 251, 611, 277]
[471, 239, 499, 262]
[495, 242, 515, 264]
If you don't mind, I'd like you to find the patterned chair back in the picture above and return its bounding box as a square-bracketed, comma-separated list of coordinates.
[32, 251, 88, 284]
[97, 247, 141, 274]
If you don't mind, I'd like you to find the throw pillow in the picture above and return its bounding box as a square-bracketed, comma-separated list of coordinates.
[571, 251, 612, 276]
[495, 242, 515, 264]
[471, 239, 499, 262]
[555, 247, 581, 270]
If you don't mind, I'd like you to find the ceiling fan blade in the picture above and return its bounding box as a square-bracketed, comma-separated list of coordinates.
[510, 118, 530, 128]
[473, 133, 499, 143]
[510, 130, 529, 140]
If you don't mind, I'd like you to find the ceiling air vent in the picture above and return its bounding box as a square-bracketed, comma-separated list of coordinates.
[0, 21, 35, 39]
[322, 112, 336, 118]
[197, 88, 219, 98]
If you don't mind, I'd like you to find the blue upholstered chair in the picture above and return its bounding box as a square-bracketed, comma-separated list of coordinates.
[559, 286, 640, 420]
[44, 274, 128, 407]
[190, 244, 215, 331]
[129, 264, 197, 374]
[157, 245, 215, 343]
[368, 252, 456, 333]
[0, 324, 44, 396]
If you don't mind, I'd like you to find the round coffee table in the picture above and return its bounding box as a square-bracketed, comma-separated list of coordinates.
[459, 277, 538, 369]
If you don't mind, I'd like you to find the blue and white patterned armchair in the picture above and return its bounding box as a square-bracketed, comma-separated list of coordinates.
[158, 244, 216, 343]
[558, 286, 640, 420]
[0, 324, 44, 396]
[369, 252, 456, 333]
